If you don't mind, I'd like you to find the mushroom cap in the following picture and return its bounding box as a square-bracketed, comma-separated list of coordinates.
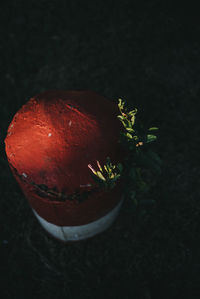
[5, 90, 125, 197]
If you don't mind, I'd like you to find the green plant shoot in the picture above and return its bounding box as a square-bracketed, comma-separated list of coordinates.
[88, 157, 123, 191]
[117, 98, 159, 149]
[88, 98, 161, 207]
[117, 98, 161, 206]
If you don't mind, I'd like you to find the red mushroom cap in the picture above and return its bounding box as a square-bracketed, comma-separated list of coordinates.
[5, 89, 124, 194]
[4, 90, 125, 225]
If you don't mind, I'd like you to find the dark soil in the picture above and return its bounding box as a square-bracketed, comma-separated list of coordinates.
[0, 1, 200, 298]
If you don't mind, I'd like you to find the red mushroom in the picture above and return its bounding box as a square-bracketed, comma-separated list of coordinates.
[5, 90, 125, 234]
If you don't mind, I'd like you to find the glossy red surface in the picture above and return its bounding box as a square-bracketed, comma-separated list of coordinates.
[5, 90, 125, 226]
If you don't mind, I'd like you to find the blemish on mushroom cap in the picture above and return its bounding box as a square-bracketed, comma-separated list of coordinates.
[68, 120, 72, 127]
[80, 184, 92, 188]
[48, 133, 52, 137]
[22, 172, 28, 178]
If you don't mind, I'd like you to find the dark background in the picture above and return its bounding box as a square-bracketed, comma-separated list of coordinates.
[0, 1, 200, 298]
